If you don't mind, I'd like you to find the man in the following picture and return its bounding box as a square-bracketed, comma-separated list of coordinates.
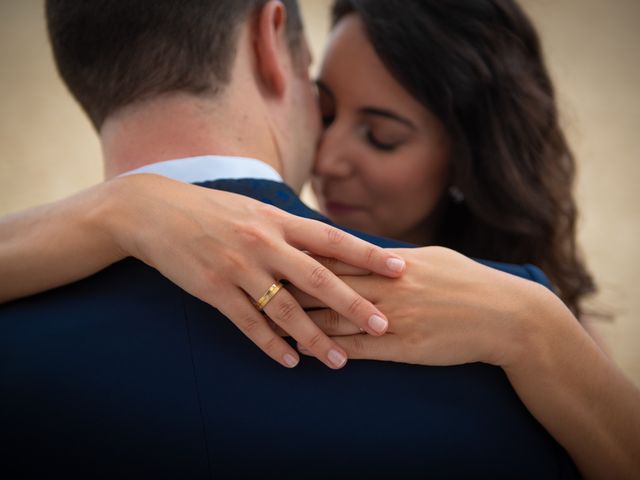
[0, 1, 579, 478]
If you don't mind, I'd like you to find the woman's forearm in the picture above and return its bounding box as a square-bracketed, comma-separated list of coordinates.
[505, 287, 640, 480]
[0, 182, 127, 303]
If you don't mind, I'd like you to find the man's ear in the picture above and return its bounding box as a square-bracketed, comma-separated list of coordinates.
[254, 0, 290, 97]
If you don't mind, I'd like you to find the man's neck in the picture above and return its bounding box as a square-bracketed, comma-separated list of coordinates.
[100, 93, 284, 181]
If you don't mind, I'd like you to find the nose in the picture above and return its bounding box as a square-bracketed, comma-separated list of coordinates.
[313, 122, 354, 178]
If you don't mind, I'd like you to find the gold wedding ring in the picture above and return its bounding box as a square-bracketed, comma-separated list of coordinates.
[254, 282, 284, 311]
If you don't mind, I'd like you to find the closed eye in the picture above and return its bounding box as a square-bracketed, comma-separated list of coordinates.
[367, 131, 400, 151]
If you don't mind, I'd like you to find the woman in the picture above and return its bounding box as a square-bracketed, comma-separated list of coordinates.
[1, 0, 638, 477]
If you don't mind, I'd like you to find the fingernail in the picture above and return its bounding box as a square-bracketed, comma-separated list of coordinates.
[298, 345, 311, 355]
[328, 349, 347, 368]
[368, 314, 388, 334]
[386, 257, 406, 273]
[283, 354, 299, 368]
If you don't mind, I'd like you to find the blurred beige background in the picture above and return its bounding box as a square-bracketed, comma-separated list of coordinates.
[0, 1, 638, 385]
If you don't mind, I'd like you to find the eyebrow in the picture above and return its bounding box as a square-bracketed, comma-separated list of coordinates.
[359, 107, 417, 130]
[315, 80, 416, 130]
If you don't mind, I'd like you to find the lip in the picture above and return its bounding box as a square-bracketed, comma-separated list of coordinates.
[324, 200, 365, 216]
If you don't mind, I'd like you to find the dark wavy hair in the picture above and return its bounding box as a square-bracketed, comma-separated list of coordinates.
[332, 0, 595, 317]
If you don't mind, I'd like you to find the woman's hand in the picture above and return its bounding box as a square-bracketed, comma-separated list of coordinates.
[80, 174, 407, 369]
[293, 246, 640, 480]
[294, 246, 540, 369]
[0, 173, 406, 369]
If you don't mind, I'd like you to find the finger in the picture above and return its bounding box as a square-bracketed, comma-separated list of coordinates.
[277, 250, 389, 336]
[287, 284, 326, 309]
[248, 277, 349, 369]
[273, 310, 361, 337]
[307, 309, 363, 336]
[285, 219, 406, 278]
[289, 274, 385, 309]
[305, 254, 370, 276]
[214, 289, 300, 369]
[299, 334, 402, 362]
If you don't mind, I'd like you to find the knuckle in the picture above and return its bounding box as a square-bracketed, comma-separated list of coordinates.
[325, 309, 342, 331]
[306, 331, 325, 350]
[364, 245, 378, 266]
[222, 251, 250, 274]
[281, 214, 305, 237]
[346, 295, 365, 317]
[239, 313, 263, 336]
[237, 222, 273, 249]
[274, 299, 298, 325]
[257, 203, 286, 223]
[309, 265, 331, 289]
[261, 335, 281, 355]
[325, 226, 346, 246]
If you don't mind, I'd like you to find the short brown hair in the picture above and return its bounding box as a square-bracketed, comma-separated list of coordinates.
[46, 0, 303, 129]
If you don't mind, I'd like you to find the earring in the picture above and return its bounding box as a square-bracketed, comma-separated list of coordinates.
[449, 186, 465, 203]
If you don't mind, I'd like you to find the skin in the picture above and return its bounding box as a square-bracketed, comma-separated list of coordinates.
[312, 15, 451, 245]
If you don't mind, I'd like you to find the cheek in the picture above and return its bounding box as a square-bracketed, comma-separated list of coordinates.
[365, 150, 450, 231]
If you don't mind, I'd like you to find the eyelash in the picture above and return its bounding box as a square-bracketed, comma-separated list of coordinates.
[321, 113, 400, 152]
[365, 129, 399, 152]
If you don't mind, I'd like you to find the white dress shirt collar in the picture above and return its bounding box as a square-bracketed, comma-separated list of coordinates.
[120, 155, 283, 184]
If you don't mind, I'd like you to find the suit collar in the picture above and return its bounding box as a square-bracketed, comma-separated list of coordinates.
[195, 178, 415, 249]
[119, 155, 283, 184]
[195, 179, 328, 223]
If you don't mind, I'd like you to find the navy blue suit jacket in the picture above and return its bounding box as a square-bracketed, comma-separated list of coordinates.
[0, 179, 579, 479]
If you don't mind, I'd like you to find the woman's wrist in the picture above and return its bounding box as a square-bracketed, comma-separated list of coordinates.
[84, 176, 136, 263]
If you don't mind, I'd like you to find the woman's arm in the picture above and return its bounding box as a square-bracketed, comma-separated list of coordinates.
[503, 287, 640, 480]
[0, 174, 408, 369]
[294, 247, 640, 479]
[0, 182, 125, 302]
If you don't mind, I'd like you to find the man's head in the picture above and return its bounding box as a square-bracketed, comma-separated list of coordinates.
[45, 0, 320, 188]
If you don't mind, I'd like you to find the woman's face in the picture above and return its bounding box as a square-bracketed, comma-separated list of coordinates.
[311, 14, 451, 244]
